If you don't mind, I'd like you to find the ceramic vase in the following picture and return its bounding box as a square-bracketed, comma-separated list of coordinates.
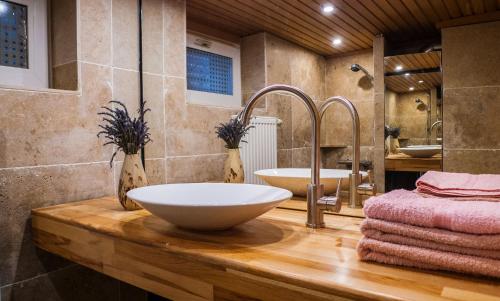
[118, 153, 147, 210]
[224, 148, 244, 183]
[385, 136, 400, 155]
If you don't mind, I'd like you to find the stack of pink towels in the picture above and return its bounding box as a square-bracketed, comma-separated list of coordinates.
[357, 171, 500, 278]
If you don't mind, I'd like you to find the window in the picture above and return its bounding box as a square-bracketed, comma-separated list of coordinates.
[0, 1, 28, 69]
[0, 0, 48, 88]
[186, 33, 241, 108]
[0, 0, 78, 91]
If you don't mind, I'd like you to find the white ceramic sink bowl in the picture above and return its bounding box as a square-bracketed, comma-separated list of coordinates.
[126, 183, 292, 230]
[254, 168, 368, 197]
[398, 145, 442, 158]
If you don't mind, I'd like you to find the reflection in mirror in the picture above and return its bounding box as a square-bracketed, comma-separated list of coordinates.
[384, 51, 443, 191]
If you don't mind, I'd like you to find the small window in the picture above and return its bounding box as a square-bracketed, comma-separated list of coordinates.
[186, 33, 241, 108]
[187, 47, 233, 95]
[0, 1, 28, 69]
[0, 0, 78, 91]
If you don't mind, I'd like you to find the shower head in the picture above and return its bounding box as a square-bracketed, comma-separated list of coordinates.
[349, 64, 373, 80]
[350, 64, 361, 72]
[415, 98, 428, 111]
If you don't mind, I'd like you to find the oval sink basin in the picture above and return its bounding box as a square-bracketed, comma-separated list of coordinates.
[398, 145, 442, 158]
[127, 183, 292, 230]
[254, 168, 367, 197]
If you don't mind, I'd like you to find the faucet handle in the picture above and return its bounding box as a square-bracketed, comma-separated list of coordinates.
[318, 179, 342, 213]
[357, 181, 377, 197]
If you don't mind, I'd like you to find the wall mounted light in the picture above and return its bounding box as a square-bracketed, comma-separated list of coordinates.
[395, 65, 403, 71]
[409, 87, 415, 91]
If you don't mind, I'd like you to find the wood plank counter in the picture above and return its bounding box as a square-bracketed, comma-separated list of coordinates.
[385, 153, 442, 172]
[32, 197, 500, 301]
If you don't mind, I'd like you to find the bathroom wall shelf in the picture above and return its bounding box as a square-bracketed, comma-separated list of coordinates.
[32, 197, 499, 301]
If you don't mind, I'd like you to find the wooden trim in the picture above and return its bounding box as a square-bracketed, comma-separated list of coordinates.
[436, 11, 500, 29]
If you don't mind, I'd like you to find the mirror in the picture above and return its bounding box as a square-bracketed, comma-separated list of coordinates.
[384, 51, 443, 191]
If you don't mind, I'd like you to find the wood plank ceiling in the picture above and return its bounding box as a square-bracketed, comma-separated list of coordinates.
[186, 0, 500, 56]
[384, 52, 441, 93]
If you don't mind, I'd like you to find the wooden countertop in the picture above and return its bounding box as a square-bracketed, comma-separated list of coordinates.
[32, 197, 500, 301]
[385, 153, 442, 172]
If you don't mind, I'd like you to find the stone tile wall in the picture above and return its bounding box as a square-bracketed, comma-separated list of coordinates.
[442, 21, 500, 173]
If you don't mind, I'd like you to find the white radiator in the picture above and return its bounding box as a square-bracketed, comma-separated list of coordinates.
[240, 116, 279, 184]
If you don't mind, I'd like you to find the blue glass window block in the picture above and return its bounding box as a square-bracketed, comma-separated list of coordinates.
[187, 47, 233, 95]
[0, 0, 28, 68]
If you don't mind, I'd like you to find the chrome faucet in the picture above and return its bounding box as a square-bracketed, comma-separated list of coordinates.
[319, 96, 376, 208]
[238, 84, 337, 228]
[431, 120, 442, 133]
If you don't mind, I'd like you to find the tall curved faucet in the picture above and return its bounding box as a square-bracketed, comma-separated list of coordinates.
[319, 96, 362, 208]
[431, 120, 442, 133]
[238, 84, 336, 228]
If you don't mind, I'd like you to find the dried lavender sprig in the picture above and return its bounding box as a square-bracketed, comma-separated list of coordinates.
[97, 101, 152, 167]
[215, 118, 253, 149]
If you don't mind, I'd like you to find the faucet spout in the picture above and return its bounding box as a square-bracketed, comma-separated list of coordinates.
[319, 96, 364, 208]
[238, 84, 324, 228]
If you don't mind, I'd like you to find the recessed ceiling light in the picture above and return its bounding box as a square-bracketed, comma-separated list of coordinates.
[322, 4, 335, 13]
[418, 80, 424, 84]
[395, 65, 403, 71]
[404, 72, 410, 77]
[409, 87, 415, 91]
[332, 38, 342, 46]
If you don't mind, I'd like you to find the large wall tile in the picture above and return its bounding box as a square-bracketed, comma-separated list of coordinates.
[443, 86, 500, 149]
[112, 0, 139, 70]
[325, 51, 374, 102]
[143, 74, 166, 158]
[142, 0, 164, 74]
[1, 265, 120, 301]
[145, 158, 166, 185]
[241, 33, 266, 97]
[265, 34, 292, 86]
[113, 69, 140, 106]
[443, 149, 500, 174]
[0, 67, 112, 168]
[164, 0, 186, 77]
[442, 21, 500, 88]
[80, 0, 111, 65]
[266, 95, 292, 150]
[277, 149, 292, 168]
[291, 147, 312, 168]
[166, 154, 226, 183]
[164, 77, 239, 157]
[0, 163, 113, 286]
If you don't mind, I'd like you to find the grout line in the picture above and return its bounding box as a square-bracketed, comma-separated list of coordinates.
[162, 0, 167, 184]
[110, 0, 116, 194]
[165, 75, 186, 80]
[165, 153, 228, 159]
[0, 161, 110, 171]
[0, 264, 77, 290]
[443, 85, 500, 90]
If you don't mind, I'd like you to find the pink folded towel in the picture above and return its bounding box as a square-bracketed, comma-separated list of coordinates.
[361, 218, 500, 259]
[357, 237, 500, 278]
[363, 189, 500, 234]
[416, 171, 500, 198]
